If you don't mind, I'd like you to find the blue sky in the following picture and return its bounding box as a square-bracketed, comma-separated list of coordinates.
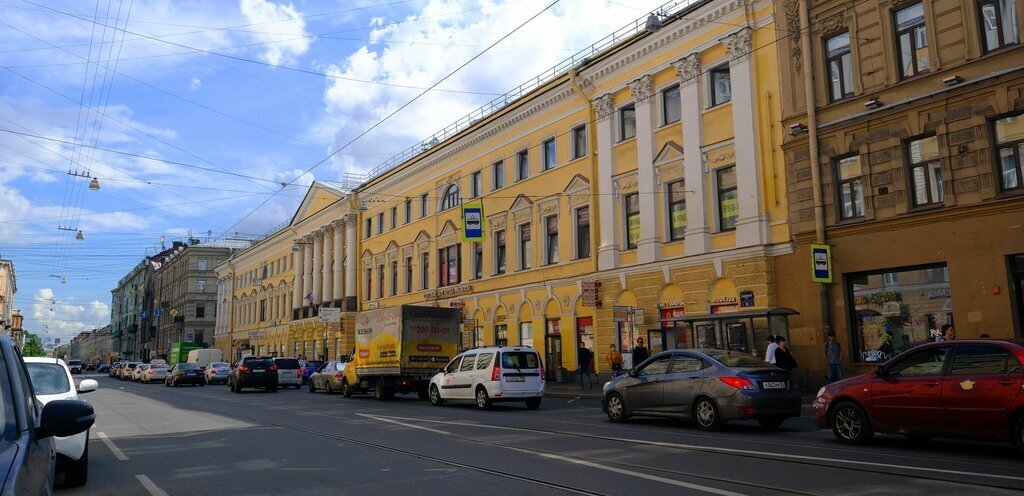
[0, 0, 670, 344]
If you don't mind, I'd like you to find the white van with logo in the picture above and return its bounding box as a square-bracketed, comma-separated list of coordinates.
[428, 346, 544, 410]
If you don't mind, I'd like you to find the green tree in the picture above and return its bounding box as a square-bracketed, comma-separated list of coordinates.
[22, 333, 45, 357]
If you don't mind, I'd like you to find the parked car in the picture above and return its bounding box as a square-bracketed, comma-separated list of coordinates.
[814, 339, 1024, 452]
[229, 356, 278, 393]
[119, 362, 138, 380]
[204, 361, 232, 385]
[67, 359, 83, 374]
[308, 360, 347, 394]
[602, 349, 801, 430]
[141, 364, 169, 384]
[109, 362, 122, 377]
[300, 360, 323, 384]
[0, 334, 95, 494]
[97, 364, 110, 373]
[274, 357, 302, 389]
[24, 357, 98, 487]
[428, 346, 545, 410]
[165, 363, 205, 387]
[132, 364, 148, 382]
[84, 363, 96, 372]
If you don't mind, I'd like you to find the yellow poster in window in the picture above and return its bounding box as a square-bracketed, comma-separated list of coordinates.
[671, 208, 687, 231]
[721, 197, 738, 219]
[627, 215, 640, 247]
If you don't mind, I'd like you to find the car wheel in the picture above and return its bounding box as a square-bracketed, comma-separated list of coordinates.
[694, 397, 723, 431]
[342, 379, 353, 398]
[417, 387, 429, 401]
[234, 382, 242, 394]
[374, 380, 388, 401]
[830, 401, 873, 445]
[475, 386, 491, 410]
[326, 382, 334, 395]
[270, 385, 278, 393]
[605, 393, 628, 422]
[61, 436, 89, 487]
[429, 385, 444, 406]
[309, 380, 317, 393]
[525, 398, 542, 410]
[757, 416, 786, 430]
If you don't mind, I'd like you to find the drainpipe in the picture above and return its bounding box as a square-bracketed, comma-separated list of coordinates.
[800, 0, 832, 334]
[568, 66, 599, 276]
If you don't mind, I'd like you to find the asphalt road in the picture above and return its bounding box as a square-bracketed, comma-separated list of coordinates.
[60, 374, 1024, 496]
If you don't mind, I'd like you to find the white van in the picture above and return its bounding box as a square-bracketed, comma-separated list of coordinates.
[428, 346, 545, 410]
[186, 348, 224, 369]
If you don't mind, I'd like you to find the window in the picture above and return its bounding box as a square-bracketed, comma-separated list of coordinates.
[473, 242, 483, 279]
[420, 252, 429, 290]
[377, 264, 385, 298]
[953, 344, 1023, 375]
[390, 207, 397, 229]
[895, 3, 929, 78]
[475, 353, 494, 370]
[518, 223, 531, 270]
[518, 322, 534, 347]
[364, 268, 372, 299]
[259, 300, 266, 321]
[440, 184, 461, 211]
[888, 347, 949, 376]
[637, 355, 672, 376]
[438, 245, 460, 287]
[197, 259, 208, 270]
[365, 219, 372, 238]
[459, 355, 477, 372]
[572, 125, 587, 159]
[835, 155, 865, 219]
[624, 192, 640, 249]
[493, 160, 505, 189]
[619, 105, 636, 141]
[404, 256, 413, 293]
[420, 193, 429, 217]
[390, 261, 398, 296]
[709, 66, 731, 106]
[907, 135, 944, 206]
[994, 113, 1024, 191]
[196, 280, 206, 292]
[825, 32, 854, 101]
[543, 138, 556, 170]
[662, 85, 680, 124]
[495, 325, 508, 346]
[196, 305, 206, 319]
[494, 230, 506, 275]
[405, 198, 412, 224]
[716, 166, 738, 231]
[544, 216, 558, 265]
[377, 213, 384, 234]
[516, 150, 529, 181]
[668, 180, 686, 240]
[471, 171, 482, 198]
[979, 0, 1018, 52]
[671, 354, 704, 373]
[575, 206, 590, 259]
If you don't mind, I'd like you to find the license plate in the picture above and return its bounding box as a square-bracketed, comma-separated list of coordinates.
[253, 369, 265, 373]
[505, 376, 525, 382]
[762, 381, 786, 389]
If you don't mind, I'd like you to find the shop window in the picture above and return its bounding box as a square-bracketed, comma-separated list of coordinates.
[619, 105, 636, 141]
[847, 264, 952, 363]
[438, 245, 460, 287]
[906, 135, 944, 206]
[572, 125, 587, 159]
[494, 229, 506, 275]
[575, 206, 590, 259]
[979, 0, 1019, 52]
[544, 215, 558, 265]
[519, 321, 533, 347]
[662, 84, 680, 125]
[835, 155, 865, 219]
[716, 166, 738, 231]
[825, 32, 854, 101]
[543, 138, 556, 170]
[624, 192, 640, 249]
[994, 113, 1024, 192]
[495, 324, 508, 347]
[709, 66, 731, 106]
[894, 3, 929, 79]
[668, 180, 686, 240]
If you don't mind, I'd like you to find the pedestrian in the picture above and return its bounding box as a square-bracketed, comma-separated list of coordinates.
[578, 344, 593, 389]
[632, 337, 650, 365]
[774, 337, 798, 371]
[824, 332, 843, 383]
[765, 335, 779, 364]
[938, 324, 955, 342]
[606, 344, 623, 377]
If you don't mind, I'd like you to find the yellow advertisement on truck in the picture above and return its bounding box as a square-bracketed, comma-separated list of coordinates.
[344, 305, 460, 400]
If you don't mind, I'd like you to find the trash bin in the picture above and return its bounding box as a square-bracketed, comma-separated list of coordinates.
[556, 366, 566, 383]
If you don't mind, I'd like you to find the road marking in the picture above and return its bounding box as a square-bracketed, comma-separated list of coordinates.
[356, 413, 452, 435]
[534, 452, 746, 496]
[95, 431, 128, 461]
[135, 475, 169, 496]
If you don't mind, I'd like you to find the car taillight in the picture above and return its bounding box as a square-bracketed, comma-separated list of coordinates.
[270, 365, 277, 372]
[147, 370, 153, 374]
[334, 373, 344, 379]
[719, 377, 756, 390]
[238, 365, 249, 371]
[296, 370, 301, 377]
[540, 364, 546, 382]
[491, 363, 500, 381]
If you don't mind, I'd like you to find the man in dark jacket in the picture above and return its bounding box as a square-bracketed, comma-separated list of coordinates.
[632, 337, 650, 366]
[578, 344, 593, 389]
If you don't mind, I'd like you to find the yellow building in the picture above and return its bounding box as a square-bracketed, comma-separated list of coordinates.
[357, 0, 796, 380]
[214, 182, 360, 362]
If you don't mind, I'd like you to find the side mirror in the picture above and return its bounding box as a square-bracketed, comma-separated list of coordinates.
[77, 379, 99, 395]
[627, 368, 638, 378]
[37, 399, 95, 439]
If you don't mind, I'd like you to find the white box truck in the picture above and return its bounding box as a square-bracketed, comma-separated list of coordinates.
[186, 348, 224, 368]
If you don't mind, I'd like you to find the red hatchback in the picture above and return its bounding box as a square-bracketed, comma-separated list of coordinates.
[813, 339, 1024, 452]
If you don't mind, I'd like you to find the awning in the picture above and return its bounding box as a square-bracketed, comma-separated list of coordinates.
[661, 307, 800, 323]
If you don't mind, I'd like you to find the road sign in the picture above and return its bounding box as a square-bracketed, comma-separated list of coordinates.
[186, 333, 194, 342]
[811, 244, 832, 283]
[140, 310, 148, 318]
[319, 307, 341, 323]
[170, 309, 178, 317]
[155, 309, 163, 317]
[461, 201, 485, 242]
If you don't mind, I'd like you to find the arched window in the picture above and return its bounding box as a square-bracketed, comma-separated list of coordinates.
[440, 184, 461, 211]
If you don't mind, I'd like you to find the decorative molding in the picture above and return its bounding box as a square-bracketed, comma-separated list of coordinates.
[343, 213, 358, 225]
[627, 75, 654, 104]
[331, 219, 345, 230]
[783, 0, 801, 73]
[704, 151, 735, 166]
[594, 94, 614, 120]
[817, 12, 846, 35]
[721, 27, 753, 62]
[672, 53, 701, 85]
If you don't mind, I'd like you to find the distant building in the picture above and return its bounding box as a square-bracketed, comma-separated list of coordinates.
[111, 242, 184, 361]
[0, 259, 16, 345]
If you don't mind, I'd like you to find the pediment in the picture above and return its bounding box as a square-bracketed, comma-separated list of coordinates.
[384, 241, 400, 253]
[510, 194, 533, 212]
[563, 174, 591, 194]
[290, 181, 347, 226]
[654, 141, 684, 166]
[413, 230, 432, 243]
[438, 220, 459, 237]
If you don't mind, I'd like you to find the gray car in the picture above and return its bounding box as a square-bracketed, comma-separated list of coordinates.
[602, 349, 801, 430]
[308, 360, 347, 394]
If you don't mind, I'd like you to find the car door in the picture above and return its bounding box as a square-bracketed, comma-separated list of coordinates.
[313, 362, 330, 389]
[453, 355, 478, 399]
[870, 344, 950, 431]
[624, 354, 672, 413]
[940, 343, 1024, 437]
[438, 356, 463, 399]
[6, 344, 55, 494]
[662, 353, 706, 415]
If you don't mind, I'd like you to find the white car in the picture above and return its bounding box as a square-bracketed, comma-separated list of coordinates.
[204, 361, 231, 385]
[141, 364, 169, 383]
[24, 357, 98, 487]
[132, 364, 147, 382]
[273, 357, 303, 388]
[428, 346, 545, 410]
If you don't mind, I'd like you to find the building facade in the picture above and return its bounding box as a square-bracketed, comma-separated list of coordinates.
[111, 258, 156, 361]
[774, 0, 1024, 378]
[0, 258, 16, 344]
[70, 325, 114, 364]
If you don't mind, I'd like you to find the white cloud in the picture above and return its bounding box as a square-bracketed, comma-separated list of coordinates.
[239, 0, 312, 66]
[190, 76, 202, 91]
[29, 288, 109, 343]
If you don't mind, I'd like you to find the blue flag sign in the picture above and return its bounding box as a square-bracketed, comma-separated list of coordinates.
[811, 243, 832, 284]
[154, 309, 163, 317]
[461, 202, 485, 242]
[140, 310, 148, 318]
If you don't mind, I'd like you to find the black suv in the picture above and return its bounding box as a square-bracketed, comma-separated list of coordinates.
[0, 334, 95, 494]
[229, 356, 278, 393]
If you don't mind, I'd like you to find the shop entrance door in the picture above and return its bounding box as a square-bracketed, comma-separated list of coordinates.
[545, 319, 562, 381]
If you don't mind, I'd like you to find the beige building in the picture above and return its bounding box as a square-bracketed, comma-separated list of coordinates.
[0, 258, 16, 345]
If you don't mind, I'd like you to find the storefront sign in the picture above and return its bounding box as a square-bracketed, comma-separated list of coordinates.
[739, 290, 755, 307]
[461, 202, 485, 242]
[581, 281, 600, 308]
[613, 306, 632, 322]
[711, 297, 737, 304]
[366, 301, 381, 309]
[811, 243, 833, 283]
[424, 285, 472, 299]
[660, 307, 685, 328]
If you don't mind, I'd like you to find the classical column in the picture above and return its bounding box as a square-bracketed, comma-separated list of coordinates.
[302, 235, 313, 307]
[674, 53, 711, 256]
[292, 240, 305, 311]
[723, 27, 767, 247]
[311, 230, 323, 304]
[322, 225, 334, 303]
[344, 214, 358, 301]
[629, 75, 660, 263]
[332, 220, 344, 302]
[594, 93, 619, 270]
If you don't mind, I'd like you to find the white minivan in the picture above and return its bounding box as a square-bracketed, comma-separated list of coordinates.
[428, 346, 544, 410]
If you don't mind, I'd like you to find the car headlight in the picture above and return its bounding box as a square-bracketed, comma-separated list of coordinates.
[816, 386, 827, 398]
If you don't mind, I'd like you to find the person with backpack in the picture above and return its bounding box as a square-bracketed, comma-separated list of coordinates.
[606, 344, 623, 377]
[774, 336, 798, 371]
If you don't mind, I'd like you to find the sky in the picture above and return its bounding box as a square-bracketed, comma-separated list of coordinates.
[0, 0, 672, 344]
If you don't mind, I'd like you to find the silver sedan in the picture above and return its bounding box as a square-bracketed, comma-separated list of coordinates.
[602, 349, 801, 430]
[308, 360, 347, 394]
[204, 362, 231, 385]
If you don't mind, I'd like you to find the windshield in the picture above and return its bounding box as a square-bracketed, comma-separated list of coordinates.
[275, 358, 301, 369]
[176, 363, 200, 370]
[245, 358, 275, 368]
[210, 362, 230, 369]
[68, 360, 82, 366]
[26, 363, 71, 395]
[501, 352, 540, 369]
[705, 351, 773, 368]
